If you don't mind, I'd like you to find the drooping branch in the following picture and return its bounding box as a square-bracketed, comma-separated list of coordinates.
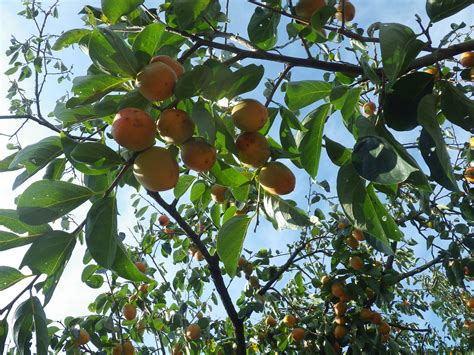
[146, 191, 246, 355]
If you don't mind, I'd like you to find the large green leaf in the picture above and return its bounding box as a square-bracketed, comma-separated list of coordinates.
[9, 136, 63, 189]
[192, 100, 216, 144]
[210, 160, 250, 188]
[216, 215, 252, 277]
[132, 23, 185, 65]
[13, 297, 48, 355]
[418, 95, 458, 191]
[0, 266, 30, 291]
[0, 151, 21, 172]
[337, 163, 402, 254]
[440, 81, 474, 131]
[379, 23, 424, 83]
[61, 134, 108, 175]
[324, 136, 351, 167]
[174, 175, 196, 199]
[53, 102, 97, 127]
[330, 86, 362, 122]
[426, 0, 473, 22]
[0, 209, 50, 235]
[101, 0, 144, 23]
[296, 104, 331, 178]
[352, 136, 417, 184]
[71, 142, 122, 170]
[43, 158, 66, 180]
[111, 242, 149, 282]
[85, 197, 118, 269]
[225, 64, 265, 99]
[0, 231, 43, 252]
[67, 74, 128, 108]
[171, 0, 211, 29]
[384, 72, 434, 131]
[52, 29, 91, 50]
[86, 28, 140, 77]
[285, 80, 332, 110]
[263, 195, 311, 231]
[20, 231, 76, 276]
[17, 180, 95, 225]
[248, 7, 280, 50]
[174, 65, 212, 99]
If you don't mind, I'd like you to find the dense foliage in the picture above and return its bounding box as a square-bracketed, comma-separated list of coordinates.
[0, 0, 473, 354]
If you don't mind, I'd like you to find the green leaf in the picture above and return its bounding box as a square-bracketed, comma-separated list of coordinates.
[426, 0, 473, 22]
[0, 151, 21, 172]
[71, 142, 122, 170]
[13, 297, 49, 355]
[192, 100, 216, 144]
[337, 163, 402, 254]
[85, 197, 118, 269]
[101, 0, 144, 23]
[225, 64, 265, 99]
[9, 136, 63, 189]
[111, 242, 149, 282]
[0, 266, 29, 291]
[285, 80, 332, 110]
[43, 158, 66, 180]
[53, 102, 97, 127]
[0, 319, 8, 354]
[20, 231, 76, 276]
[310, 6, 336, 29]
[440, 81, 474, 131]
[324, 136, 351, 167]
[52, 29, 91, 50]
[417, 95, 458, 191]
[248, 7, 280, 50]
[384, 72, 434, 131]
[86, 28, 140, 77]
[67, 74, 128, 107]
[0, 231, 43, 252]
[171, 0, 211, 29]
[263, 195, 311, 231]
[174, 175, 196, 199]
[190, 180, 206, 204]
[61, 134, 108, 175]
[379, 23, 424, 83]
[174, 65, 212, 99]
[216, 215, 252, 277]
[352, 136, 417, 184]
[296, 104, 330, 178]
[0, 209, 50, 235]
[210, 160, 250, 188]
[17, 180, 95, 225]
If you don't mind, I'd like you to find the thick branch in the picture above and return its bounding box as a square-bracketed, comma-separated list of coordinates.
[388, 322, 430, 332]
[147, 191, 246, 354]
[395, 255, 444, 283]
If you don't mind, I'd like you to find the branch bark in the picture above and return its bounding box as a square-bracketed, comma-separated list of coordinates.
[395, 255, 444, 283]
[146, 191, 246, 354]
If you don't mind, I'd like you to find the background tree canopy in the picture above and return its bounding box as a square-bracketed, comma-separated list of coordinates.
[0, 0, 473, 354]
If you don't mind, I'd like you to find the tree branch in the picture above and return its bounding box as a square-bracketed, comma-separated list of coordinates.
[0, 274, 41, 316]
[388, 322, 430, 332]
[146, 191, 246, 354]
[395, 255, 444, 283]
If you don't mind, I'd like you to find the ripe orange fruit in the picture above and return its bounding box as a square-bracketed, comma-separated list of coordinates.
[335, 1, 355, 21]
[123, 303, 137, 320]
[259, 162, 296, 195]
[334, 301, 346, 316]
[334, 316, 346, 325]
[181, 138, 217, 172]
[425, 67, 441, 80]
[470, 137, 474, 149]
[234, 204, 249, 215]
[135, 261, 146, 273]
[283, 314, 297, 327]
[122, 341, 135, 355]
[371, 311, 382, 325]
[76, 329, 90, 345]
[320, 275, 330, 286]
[133, 146, 179, 191]
[464, 167, 474, 183]
[337, 222, 346, 230]
[345, 236, 359, 249]
[362, 102, 376, 116]
[351, 229, 365, 241]
[378, 321, 391, 334]
[468, 298, 474, 310]
[359, 308, 372, 321]
[158, 214, 170, 226]
[339, 292, 351, 302]
[334, 325, 347, 340]
[350, 256, 364, 271]
[112, 344, 123, 355]
[172, 344, 184, 355]
[243, 262, 254, 276]
[460, 52, 474, 68]
[150, 55, 185, 78]
[111, 108, 156, 152]
[210, 184, 227, 203]
[238, 256, 247, 267]
[157, 109, 195, 145]
[231, 99, 268, 132]
[193, 250, 204, 262]
[235, 132, 271, 168]
[295, 0, 326, 20]
[331, 282, 345, 298]
[381, 333, 390, 343]
[291, 327, 305, 341]
[185, 323, 201, 341]
[136, 62, 177, 102]
[265, 315, 277, 327]
[139, 284, 149, 293]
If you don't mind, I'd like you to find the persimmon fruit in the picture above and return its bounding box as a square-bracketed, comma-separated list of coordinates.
[259, 162, 296, 195]
[231, 99, 268, 132]
[181, 138, 217, 172]
[236, 132, 271, 168]
[460, 52, 474, 68]
[335, 1, 355, 21]
[136, 61, 177, 102]
[123, 303, 137, 320]
[186, 324, 201, 340]
[295, 0, 326, 20]
[210, 184, 227, 203]
[157, 109, 195, 145]
[111, 108, 156, 152]
[150, 55, 185, 78]
[283, 314, 297, 327]
[291, 327, 305, 341]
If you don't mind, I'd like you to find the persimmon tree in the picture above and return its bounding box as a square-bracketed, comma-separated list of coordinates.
[0, 0, 473, 354]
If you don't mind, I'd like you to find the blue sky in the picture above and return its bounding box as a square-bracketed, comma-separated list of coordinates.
[0, 0, 472, 351]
